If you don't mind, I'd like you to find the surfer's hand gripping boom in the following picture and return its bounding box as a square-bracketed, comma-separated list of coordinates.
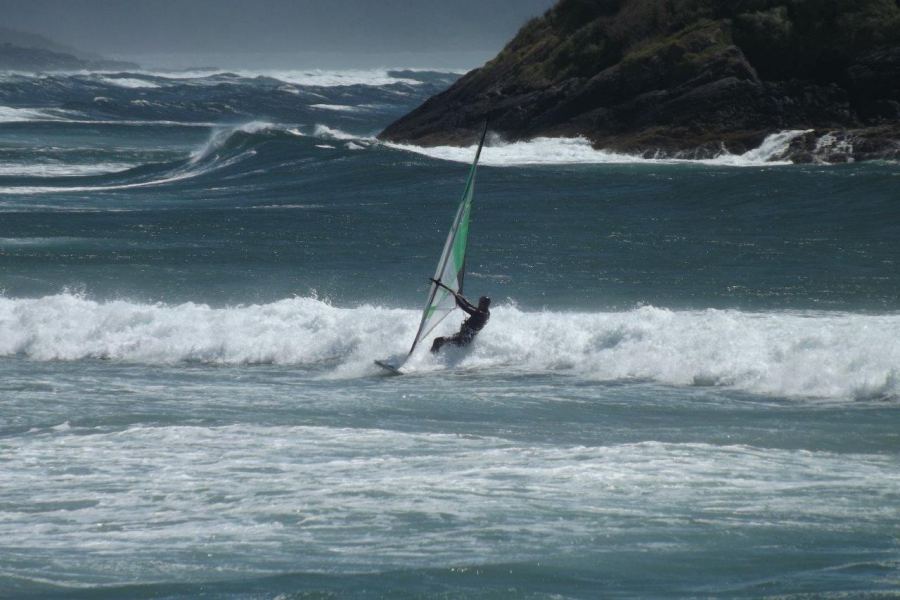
[429, 278, 473, 312]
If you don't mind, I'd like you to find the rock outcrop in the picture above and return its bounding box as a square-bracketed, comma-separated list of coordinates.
[0, 28, 137, 71]
[380, 0, 900, 162]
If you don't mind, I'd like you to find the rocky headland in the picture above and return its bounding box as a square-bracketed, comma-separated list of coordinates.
[0, 28, 137, 72]
[380, 0, 900, 163]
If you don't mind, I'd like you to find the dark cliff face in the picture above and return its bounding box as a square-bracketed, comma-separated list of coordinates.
[379, 0, 900, 161]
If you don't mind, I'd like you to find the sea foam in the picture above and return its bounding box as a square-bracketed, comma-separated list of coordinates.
[0, 106, 70, 123]
[387, 130, 811, 167]
[5, 423, 895, 574]
[0, 162, 135, 177]
[95, 76, 161, 89]
[122, 68, 423, 88]
[0, 293, 896, 401]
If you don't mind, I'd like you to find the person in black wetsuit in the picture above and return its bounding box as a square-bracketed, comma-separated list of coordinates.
[429, 279, 491, 353]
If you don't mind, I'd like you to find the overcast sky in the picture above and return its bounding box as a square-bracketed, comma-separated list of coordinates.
[0, 0, 556, 68]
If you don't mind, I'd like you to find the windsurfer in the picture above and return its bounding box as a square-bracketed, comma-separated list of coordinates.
[429, 279, 491, 353]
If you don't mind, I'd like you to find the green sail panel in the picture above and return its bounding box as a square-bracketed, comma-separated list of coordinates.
[407, 124, 487, 356]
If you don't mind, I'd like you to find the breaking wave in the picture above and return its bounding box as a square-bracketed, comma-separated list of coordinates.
[1, 293, 897, 401]
[0, 106, 72, 123]
[95, 75, 161, 89]
[387, 130, 812, 167]
[0, 121, 379, 195]
[128, 68, 427, 87]
[0, 122, 306, 194]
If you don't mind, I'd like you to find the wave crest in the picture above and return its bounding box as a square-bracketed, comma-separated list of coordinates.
[1, 293, 897, 401]
[0, 122, 298, 195]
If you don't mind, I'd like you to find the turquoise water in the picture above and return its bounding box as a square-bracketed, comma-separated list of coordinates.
[1, 69, 899, 599]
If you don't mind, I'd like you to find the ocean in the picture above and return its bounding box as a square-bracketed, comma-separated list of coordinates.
[0, 68, 898, 599]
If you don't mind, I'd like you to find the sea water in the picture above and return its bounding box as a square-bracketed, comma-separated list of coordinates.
[0, 68, 898, 598]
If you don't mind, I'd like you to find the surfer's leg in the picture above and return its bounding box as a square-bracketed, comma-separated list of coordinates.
[447, 332, 470, 347]
[453, 330, 476, 347]
[433, 333, 467, 353]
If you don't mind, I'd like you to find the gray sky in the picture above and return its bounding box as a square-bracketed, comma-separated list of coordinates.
[0, 0, 556, 68]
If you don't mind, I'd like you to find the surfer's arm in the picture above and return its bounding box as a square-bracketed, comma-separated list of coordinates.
[429, 278, 476, 313]
[455, 295, 477, 314]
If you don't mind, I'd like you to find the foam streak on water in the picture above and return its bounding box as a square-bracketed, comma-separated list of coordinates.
[0, 106, 70, 123]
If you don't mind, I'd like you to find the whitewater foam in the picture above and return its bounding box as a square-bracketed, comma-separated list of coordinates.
[310, 104, 362, 112]
[0, 102, 214, 128]
[0, 237, 91, 247]
[387, 131, 810, 167]
[0, 106, 70, 123]
[709, 129, 811, 166]
[3, 419, 896, 580]
[190, 120, 278, 161]
[1, 294, 897, 401]
[0, 162, 136, 177]
[246, 69, 422, 87]
[387, 136, 636, 166]
[96, 76, 161, 89]
[313, 124, 374, 141]
[122, 68, 424, 88]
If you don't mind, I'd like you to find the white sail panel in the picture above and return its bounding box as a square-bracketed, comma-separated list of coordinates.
[407, 125, 486, 356]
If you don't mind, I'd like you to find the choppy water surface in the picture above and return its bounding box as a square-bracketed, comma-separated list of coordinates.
[1, 68, 898, 599]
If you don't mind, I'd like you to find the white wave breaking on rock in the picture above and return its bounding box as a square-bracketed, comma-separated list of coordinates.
[387, 130, 814, 167]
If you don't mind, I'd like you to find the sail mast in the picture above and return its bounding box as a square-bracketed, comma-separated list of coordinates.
[407, 123, 488, 356]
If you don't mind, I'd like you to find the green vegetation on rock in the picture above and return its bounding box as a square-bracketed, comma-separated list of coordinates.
[380, 0, 900, 161]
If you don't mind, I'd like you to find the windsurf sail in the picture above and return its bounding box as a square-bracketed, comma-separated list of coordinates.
[407, 122, 488, 357]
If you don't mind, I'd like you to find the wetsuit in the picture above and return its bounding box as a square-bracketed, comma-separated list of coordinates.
[430, 290, 490, 353]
